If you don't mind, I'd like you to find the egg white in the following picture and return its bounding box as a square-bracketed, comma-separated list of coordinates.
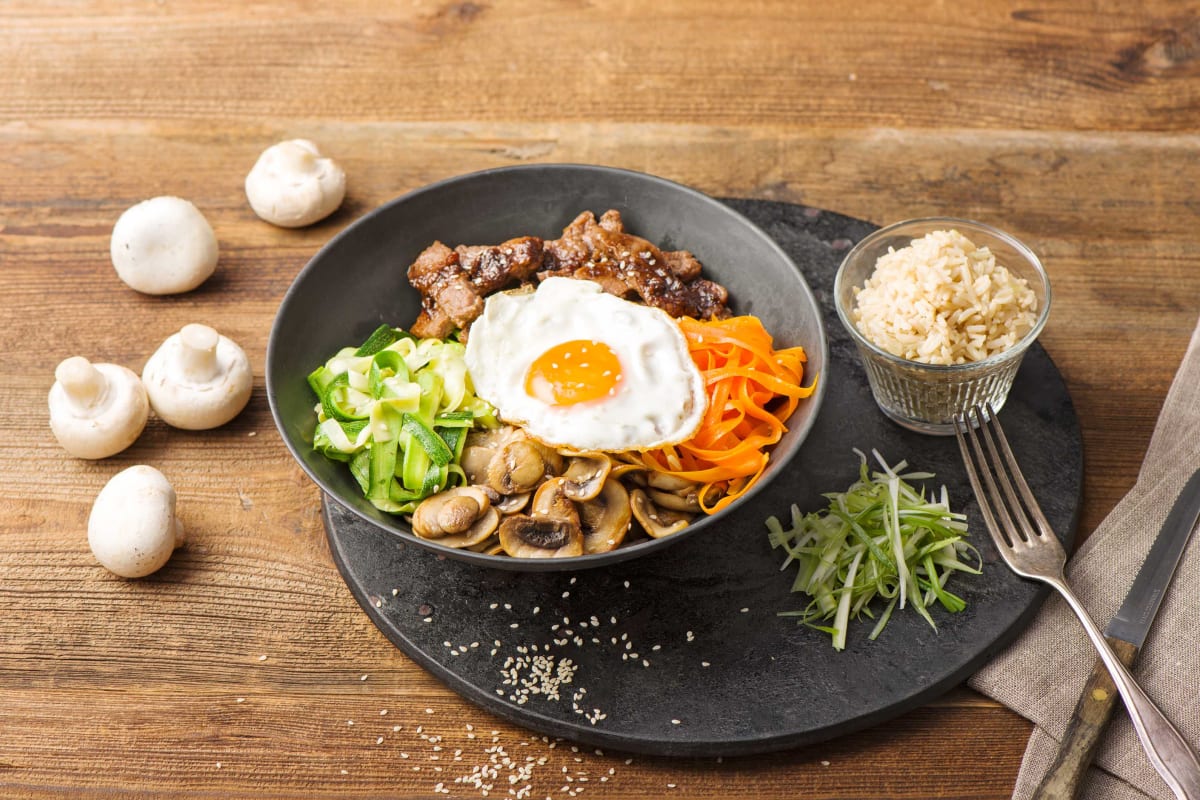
[464, 277, 707, 451]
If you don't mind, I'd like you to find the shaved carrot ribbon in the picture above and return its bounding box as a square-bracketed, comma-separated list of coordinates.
[636, 316, 817, 513]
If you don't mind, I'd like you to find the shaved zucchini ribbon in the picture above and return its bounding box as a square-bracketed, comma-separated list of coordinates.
[307, 325, 497, 513]
[766, 450, 981, 651]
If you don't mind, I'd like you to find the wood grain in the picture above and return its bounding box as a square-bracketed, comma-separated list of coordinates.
[3, 1, 1200, 798]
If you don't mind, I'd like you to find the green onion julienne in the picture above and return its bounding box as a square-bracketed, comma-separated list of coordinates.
[766, 450, 981, 651]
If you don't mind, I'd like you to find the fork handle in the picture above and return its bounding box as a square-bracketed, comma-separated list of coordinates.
[1047, 575, 1200, 800]
[1032, 637, 1139, 800]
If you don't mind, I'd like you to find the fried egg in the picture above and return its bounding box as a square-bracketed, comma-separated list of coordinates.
[464, 277, 706, 451]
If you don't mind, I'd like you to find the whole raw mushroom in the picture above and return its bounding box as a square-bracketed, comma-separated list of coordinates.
[142, 323, 253, 430]
[48, 356, 149, 459]
[110, 196, 219, 294]
[88, 465, 185, 578]
[244, 139, 346, 228]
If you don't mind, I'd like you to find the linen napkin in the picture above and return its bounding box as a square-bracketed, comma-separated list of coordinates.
[969, 311, 1200, 800]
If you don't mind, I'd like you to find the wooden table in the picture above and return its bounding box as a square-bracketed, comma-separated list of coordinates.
[3, 2, 1198, 797]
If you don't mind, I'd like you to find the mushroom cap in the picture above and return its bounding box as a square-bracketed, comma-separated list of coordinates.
[630, 488, 692, 539]
[110, 196, 218, 295]
[487, 439, 552, 495]
[88, 465, 185, 578]
[411, 486, 500, 548]
[142, 324, 253, 430]
[579, 478, 632, 554]
[244, 139, 346, 228]
[48, 358, 149, 459]
[497, 478, 584, 558]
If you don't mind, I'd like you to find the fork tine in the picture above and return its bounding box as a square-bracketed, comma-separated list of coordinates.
[953, 406, 1015, 549]
[974, 401, 1056, 541]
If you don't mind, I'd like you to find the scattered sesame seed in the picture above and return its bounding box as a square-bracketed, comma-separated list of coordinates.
[257, 654, 267, 662]
[236, 698, 245, 703]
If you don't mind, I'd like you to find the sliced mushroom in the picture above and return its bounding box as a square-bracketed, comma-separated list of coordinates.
[494, 491, 531, 514]
[487, 439, 550, 495]
[630, 488, 692, 539]
[411, 486, 500, 548]
[560, 453, 611, 502]
[647, 487, 702, 513]
[459, 444, 496, 486]
[609, 462, 646, 480]
[578, 479, 632, 554]
[498, 478, 584, 558]
[645, 471, 698, 493]
[463, 425, 521, 451]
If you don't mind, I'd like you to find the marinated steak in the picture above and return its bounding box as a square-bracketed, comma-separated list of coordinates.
[408, 236, 543, 339]
[539, 210, 728, 320]
[406, 210, 729, 338]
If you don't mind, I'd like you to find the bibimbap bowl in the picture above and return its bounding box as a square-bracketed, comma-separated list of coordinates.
[267, 164, 827, 570]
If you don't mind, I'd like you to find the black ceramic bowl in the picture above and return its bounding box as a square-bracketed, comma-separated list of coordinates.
[267, 164, 828, 571]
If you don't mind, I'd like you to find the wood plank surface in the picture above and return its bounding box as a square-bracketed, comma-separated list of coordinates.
[3, 2, 1200, 798]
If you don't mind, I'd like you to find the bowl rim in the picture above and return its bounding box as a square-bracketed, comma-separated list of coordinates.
[266, 162, 829, 570]
[833, 215, 1052, 373]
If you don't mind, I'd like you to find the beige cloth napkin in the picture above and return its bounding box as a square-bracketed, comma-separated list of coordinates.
[969, 312, 1200, 800]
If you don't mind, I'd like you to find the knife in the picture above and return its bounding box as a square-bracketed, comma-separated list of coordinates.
[1033, 466, 1200, 800]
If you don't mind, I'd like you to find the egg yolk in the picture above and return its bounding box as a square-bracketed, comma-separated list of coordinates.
[525, 339, 623, 406]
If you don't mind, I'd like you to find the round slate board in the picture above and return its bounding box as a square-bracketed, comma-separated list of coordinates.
[323, 199, 1082, 757]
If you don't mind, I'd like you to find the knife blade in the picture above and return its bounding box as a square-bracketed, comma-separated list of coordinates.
[1033, 466, 1200, 800]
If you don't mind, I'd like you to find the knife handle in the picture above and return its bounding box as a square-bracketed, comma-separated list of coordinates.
[1032, 636, 1140, 800]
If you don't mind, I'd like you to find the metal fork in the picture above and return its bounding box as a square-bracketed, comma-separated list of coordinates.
[954, 404, 1200, 800]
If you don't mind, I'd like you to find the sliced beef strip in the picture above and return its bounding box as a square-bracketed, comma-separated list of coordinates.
[407, 236, 545, 339]
[406, 210, 730, 338]
[540, 210, 729, 319]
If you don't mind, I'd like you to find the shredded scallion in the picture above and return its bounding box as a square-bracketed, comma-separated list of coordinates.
[766, 449, 980, 651]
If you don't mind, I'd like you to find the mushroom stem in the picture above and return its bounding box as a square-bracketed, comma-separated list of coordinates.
[177, 323, 222, 383]
[55, 356, 108, 412]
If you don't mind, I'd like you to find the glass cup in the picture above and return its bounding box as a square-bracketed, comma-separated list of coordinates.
[834, 217, 1051, 435]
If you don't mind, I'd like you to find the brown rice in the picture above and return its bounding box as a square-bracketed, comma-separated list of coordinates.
[851, 229, 1038, 365]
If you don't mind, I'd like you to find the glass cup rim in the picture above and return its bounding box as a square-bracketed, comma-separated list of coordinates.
[834, 216, 1052, 373]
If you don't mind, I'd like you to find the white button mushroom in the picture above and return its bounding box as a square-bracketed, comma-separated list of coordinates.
[48, 356, 150, 459]
[110, 196, 219, 295]
[244, 139, 346, 228]
[88, 465, 185, 578]
[142, 324, 253, 430]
